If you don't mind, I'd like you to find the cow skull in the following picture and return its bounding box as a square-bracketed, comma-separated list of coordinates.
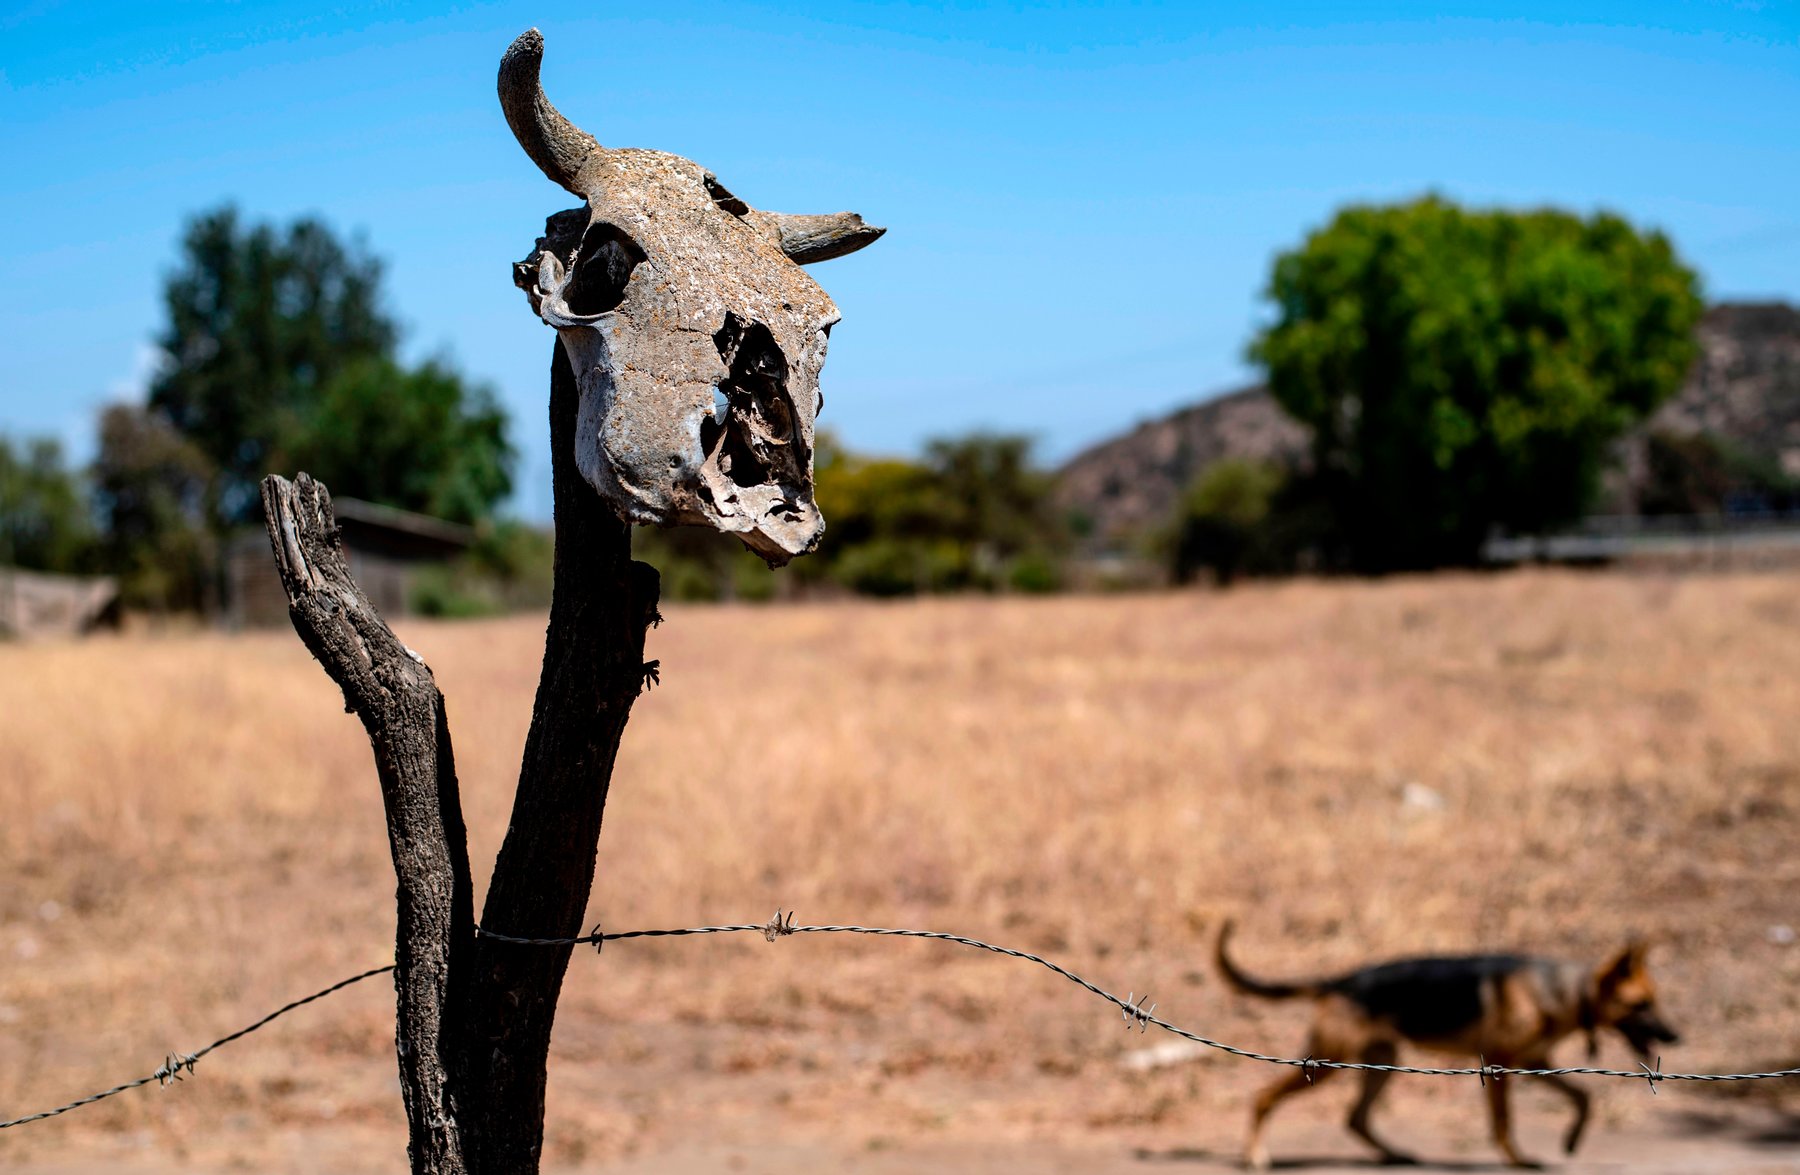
[500, 29, 883, 565]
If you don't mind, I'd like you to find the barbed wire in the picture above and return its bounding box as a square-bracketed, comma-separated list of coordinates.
[6, 913, 1798, 1132]
[479, 913, 1800, 1087]
[0, 965, 394, 1129]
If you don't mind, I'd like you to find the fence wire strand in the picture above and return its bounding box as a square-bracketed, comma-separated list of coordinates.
[6, 914, 1798, 1131]
[0, 965, 395, 1129]
[478, 916, 1800, 1086]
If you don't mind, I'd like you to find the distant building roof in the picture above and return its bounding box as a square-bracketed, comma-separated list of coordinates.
[225, 495, 476, 628]
[328, 496, 477, 561]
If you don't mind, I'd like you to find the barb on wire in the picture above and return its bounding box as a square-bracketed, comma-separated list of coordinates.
[763, 908, 798, 942]
[154, 1053, 197, 1087]
[9, 916, 1800, 1134]
[1121, 992, 1156, 1033]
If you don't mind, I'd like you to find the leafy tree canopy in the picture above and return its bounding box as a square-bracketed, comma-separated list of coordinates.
[1164, 459, 1284, 586]
[149, 206, 397, 522]
[287, 357, 514, 526]
[1252, 196, 1703, 572]
[921, 433, 1061, 560]
[91, 406, 216, 612]
[0, 436, 94, 574]
[812, 432, 1065, 595]
[96, 205, 517, 614]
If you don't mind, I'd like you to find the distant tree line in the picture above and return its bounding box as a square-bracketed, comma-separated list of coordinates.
[3, 205, 1071, 615]
[3, 206, 519, 614]
[9, 194, 1755, 609]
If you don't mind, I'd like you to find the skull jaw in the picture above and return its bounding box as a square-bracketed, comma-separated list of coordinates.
[694, 465, 825, 566]
[563, 327, 825, 567]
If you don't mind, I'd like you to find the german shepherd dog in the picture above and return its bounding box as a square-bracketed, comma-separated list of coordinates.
[1215, 922, 1679, 1169]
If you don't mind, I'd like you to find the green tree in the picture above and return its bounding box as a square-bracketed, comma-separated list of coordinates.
[91, 406, 217, 612]
[1252, 196, 1703, 571]
[287, 357, 515, 525]
[149, 206, 397, 523]
[0, 436, 95, 573]
[799, 434, 953, 595]
[622, 524, 761, 602]
[807, 432, 1065, 595]
[1164, 459, 1285, 585]
[922, 433, 1063, 564]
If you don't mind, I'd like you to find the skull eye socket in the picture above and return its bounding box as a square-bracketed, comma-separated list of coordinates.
[564, 223, 646, 316]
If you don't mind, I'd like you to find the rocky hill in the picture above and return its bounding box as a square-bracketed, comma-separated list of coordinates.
[1605, 302, 1800, 508]
[1054, 384, 1308, 546]
[1057, 301, 1800, 546]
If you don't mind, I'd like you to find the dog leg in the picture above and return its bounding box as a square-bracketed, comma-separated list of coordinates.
[1530, 1072, 1590, 1155]
[1346, 1042, 1418, 1165]
[1245, 1048, 1339, 1171]
[1484, 1075, 1542, 1169]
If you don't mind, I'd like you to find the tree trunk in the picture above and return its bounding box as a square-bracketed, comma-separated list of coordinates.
[260, 337, 660, 1174]
[456, 342, 661, 1169]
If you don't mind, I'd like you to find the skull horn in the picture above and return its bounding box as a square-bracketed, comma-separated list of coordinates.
[498, 29, 599, 197]
[748, 210, 887, 265]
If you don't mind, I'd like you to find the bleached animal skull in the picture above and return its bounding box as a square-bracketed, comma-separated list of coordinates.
[500, 29, 883, 565]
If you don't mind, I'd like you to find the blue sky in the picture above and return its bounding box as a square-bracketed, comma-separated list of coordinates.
[3, 2, 1797, 520]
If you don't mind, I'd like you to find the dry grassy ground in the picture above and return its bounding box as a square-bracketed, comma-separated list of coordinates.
[2, 569, 1798, 1172]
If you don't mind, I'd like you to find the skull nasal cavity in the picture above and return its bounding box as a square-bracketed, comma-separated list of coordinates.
[565, 223, 646, 316]
[705, 313, 799, 489]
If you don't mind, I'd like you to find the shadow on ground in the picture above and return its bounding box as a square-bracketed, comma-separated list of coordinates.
[1670, 1109, 1800, 1148]
[1133, 1146, 1515, 1171]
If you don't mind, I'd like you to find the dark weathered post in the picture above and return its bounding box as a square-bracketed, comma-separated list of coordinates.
[261, 28, 882, 1175]
[261, 473, 475, 1172]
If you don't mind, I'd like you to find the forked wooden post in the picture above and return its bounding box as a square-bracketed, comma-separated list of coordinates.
[260, 27, 879, 1173]
[260, 341, 659, 1173]
[259, 473, 479, 1173]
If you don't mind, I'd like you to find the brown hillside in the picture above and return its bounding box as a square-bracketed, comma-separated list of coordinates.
[1661, 301, 1800, 463]
[1604, 302, 1800, 508]
[1054, 385, 1307, 546]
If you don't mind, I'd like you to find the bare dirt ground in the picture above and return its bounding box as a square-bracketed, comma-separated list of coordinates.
[2, 570, 1798, 1172]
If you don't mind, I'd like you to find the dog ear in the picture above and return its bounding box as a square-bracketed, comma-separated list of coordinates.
[1595, 943, 1640, 991]
[1598, 939, 1652, 991]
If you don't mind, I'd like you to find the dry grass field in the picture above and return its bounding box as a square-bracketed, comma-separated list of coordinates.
[2, 569, 1799, 1172]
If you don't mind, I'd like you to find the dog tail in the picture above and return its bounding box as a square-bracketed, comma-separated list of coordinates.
[1214, 920, 1320, 1000]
